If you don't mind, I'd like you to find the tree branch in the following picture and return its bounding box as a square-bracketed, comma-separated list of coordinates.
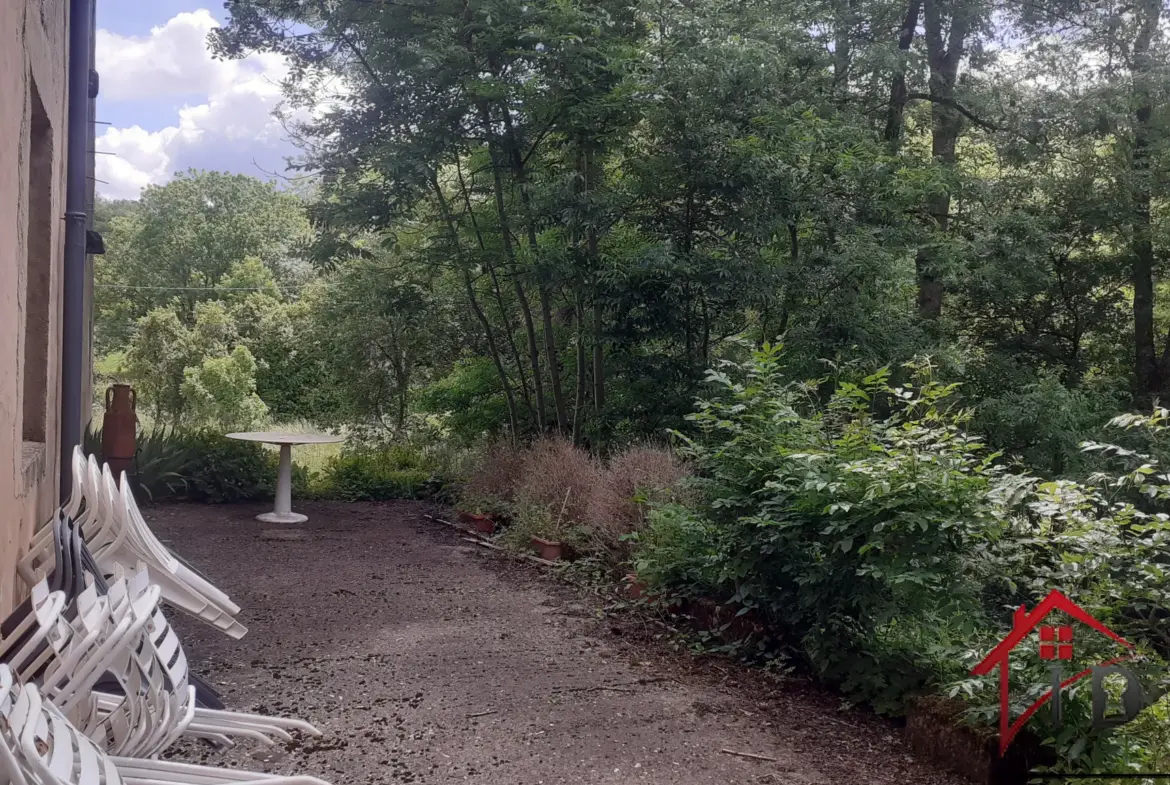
[905, 92, 1001, 131]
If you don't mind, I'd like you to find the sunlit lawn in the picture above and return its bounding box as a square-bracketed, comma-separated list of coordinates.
[264, 419, 345, 473]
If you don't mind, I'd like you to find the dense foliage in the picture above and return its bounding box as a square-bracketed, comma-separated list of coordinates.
[631, 349, 1170, 774]
[207, 0, 1164, 457]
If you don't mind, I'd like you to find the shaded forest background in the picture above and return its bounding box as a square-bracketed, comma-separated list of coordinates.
[97, 0, 1168, 479]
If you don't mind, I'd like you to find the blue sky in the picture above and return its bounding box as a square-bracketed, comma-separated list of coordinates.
[95, 3, 303, 199]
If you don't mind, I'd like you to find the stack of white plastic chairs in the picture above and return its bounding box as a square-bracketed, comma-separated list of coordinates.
[0, 448, 330, 785]
[0, 665, 329, 785]
[18, 449, 246, 639]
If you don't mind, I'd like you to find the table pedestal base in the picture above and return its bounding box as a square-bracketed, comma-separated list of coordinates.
[259, 444, 307, 524]
[257, 511, 308, 524]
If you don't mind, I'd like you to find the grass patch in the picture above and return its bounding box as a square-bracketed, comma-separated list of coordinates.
[263, 419, 345, 474]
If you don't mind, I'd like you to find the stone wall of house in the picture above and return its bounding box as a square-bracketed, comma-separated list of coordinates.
[0, 0, 73, 616]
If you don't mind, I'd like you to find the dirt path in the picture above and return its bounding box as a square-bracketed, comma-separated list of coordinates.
[152, 501, 962, 785]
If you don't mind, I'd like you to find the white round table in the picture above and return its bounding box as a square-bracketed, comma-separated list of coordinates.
[225, 432, 343, 523]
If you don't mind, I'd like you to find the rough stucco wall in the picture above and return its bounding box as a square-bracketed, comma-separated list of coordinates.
[0, 0, 71, 616]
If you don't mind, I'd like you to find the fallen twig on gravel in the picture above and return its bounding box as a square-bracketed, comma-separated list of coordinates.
[459, 536, 557, 567]
[554, 685, 639, 694]
[424, 514, 560, 567]
[424, 514, 470, 533]
[466, 710, 497, 718]
[721, 748, 778, 763]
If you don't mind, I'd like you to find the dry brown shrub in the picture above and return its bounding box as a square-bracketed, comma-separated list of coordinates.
[588, 444, 690, 542]
[513, 437, 603, 528]
[461, 437, 688, 559]
[462, 440, 526, 504]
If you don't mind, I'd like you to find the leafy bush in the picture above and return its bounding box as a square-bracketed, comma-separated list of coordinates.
[632, 502, 721, 593]
[632, 348, 1170, 773]
[176, 430, 275, 502]
[317, 449, 433, 501]
[417, 357, 513, 445]
[636, 345, 1020, 712]
[180, 345, 269, 430]
[128, 428, 275, 503]
[972, 370, 1128, 477]
[94, 426, 439, 504]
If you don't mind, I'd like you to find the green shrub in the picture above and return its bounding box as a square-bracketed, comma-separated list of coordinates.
[112, 426, 275, 503]
[95, 426, 440, 503]
[633, 348, 1170, 773]
[631, 503, 721, 594]
[417, 357, 513, 444]
[318, 451, 432, 500]
[636, 345, 1018, 712]
[972, 370, 1128, 477]
[177, 431, 275, 502]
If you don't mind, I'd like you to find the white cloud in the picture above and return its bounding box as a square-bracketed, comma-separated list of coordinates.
[96, 10, 306, 200]
[97, 11, 230, 101]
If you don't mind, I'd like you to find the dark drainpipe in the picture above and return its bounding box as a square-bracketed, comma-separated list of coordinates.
[61, 0, 94, 503]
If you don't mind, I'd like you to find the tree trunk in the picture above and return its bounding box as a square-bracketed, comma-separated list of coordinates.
[456, 158, 534, 417]
[833, 0, 855, 89]
[395, 358, 409, 433]
[700, 293, 710, 366]
[537, 285, 569, 434]
[1132, 0, 1162, 397]
[584, 148, 605, 412]
[478, 106, 547, 428]
[916, 0, 969, 321]
[885, 0, 922, 147]
[572, 297, 587, 444]
[500, 110, 569, 433]
[464, 266, 521, 439]
[592, 294, 605, 412]
[430, 174, 520, 436]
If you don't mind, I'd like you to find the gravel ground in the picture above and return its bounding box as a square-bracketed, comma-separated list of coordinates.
[148, 500, 963, 785]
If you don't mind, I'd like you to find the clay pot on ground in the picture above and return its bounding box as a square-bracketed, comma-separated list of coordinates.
[471, 515, 496, 535]
[624, 574, 648, 599]
[531, 536, 567, 561]
[458, 511, 497, 534]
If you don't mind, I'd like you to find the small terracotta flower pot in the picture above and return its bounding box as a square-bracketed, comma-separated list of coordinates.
[457, 510, 497, 534]
[531, 536, 567, 561]
[624, 574, 648, 599]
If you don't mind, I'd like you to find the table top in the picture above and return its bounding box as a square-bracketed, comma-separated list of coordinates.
[225, 431, 344, 446]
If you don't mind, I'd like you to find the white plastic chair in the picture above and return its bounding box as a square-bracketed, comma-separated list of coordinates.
[20, 448, 246, 640]
[18, 454, 87, 587]
[87, 570, 318, 754]
[0, 581, 68, 676]
[19, 455, 125, 589]
[4, 571, 288, 756]
[137, 579, 319, 747]
[0, 667, 332, 785]
[20, 584, 135, 721]
[109, 481, 246, 639]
